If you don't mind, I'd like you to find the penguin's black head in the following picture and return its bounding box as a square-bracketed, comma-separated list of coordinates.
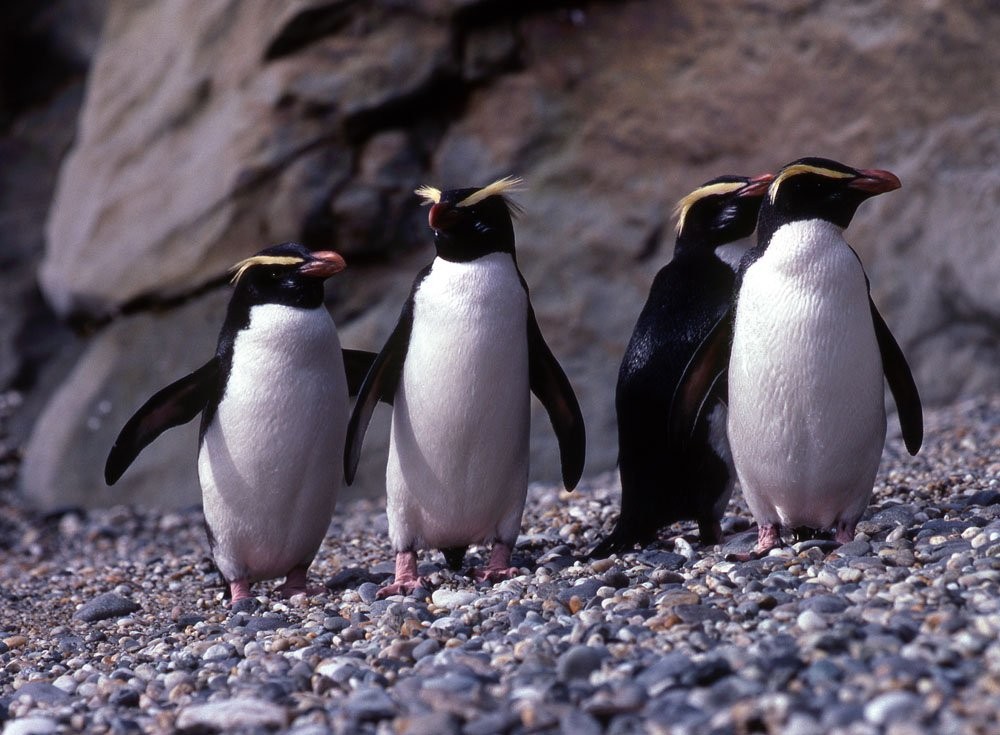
[416, 176, 523, 262]
[228, 242, 346, 309]
[758, 157, 901, 242]
[672, 173, 773, 254]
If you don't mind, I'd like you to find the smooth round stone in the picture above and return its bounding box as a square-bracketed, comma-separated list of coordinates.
[2, 716, 59, 735]
[430, 589, 478, 609]
[557, 645, 604, 681]
[73, 592, 141, 622]
[357, 582, 380, 604]
[796, 610, 827, 632]
[864, 691, 922, 724]
[175, 698, 287, 731]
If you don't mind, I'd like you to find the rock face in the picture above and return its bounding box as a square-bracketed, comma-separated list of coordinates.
[19, 0, 1000, 509]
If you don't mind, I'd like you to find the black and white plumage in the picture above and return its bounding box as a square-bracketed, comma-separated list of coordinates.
[590, 173, 773, 558]
[345, 177, 586, 597]
[680, 158, 922, 556]
[105, 243, 375, 605]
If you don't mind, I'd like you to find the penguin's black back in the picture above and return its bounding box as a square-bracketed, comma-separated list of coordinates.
[604, 250, 735, 552]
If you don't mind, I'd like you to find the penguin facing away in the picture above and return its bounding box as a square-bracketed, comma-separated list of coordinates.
[678, 158, 922, 556]
[590, 173, 773, 558]
[105, 243, 376, 605]
[344, 176, 586, 598]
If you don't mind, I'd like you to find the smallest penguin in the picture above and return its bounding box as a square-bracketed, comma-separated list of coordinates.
[591, 173, 772, 558]
[105, 243, 375, 605]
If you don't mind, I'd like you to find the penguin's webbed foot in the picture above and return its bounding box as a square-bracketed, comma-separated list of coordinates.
[726, 523, 781, 561]
[472, 541, 522, 584]
[229, 579, 255, 608]
[377, 550, 430, 599]
[277, 565, 326, 598]
[834, 520, 857, 545]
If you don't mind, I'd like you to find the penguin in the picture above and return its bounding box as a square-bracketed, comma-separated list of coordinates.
[344, 176, 586, 598]
[590, 173, 773, 558]
[678, 158, 922, 556]
[104, 243, 376, 605]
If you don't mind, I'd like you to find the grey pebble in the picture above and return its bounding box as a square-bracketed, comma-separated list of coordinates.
[357, 581, 380, 603]
[2, 716, 59, 735]
[345, 686, 397, 721]
[557, 644, 604, 681]
[175, 697, 287, 731]
[864, 690, 923, 724]
[73, 592, 140, 622]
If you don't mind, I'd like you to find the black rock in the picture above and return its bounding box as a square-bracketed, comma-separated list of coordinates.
[556, 578, 603, 607]
[244, 615, 288, 635]
[673, 604, 727, 624]
[73, 592, 140, 622]
[109, 687, 141, 707]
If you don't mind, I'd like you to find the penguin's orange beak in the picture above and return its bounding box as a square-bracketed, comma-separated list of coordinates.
[298, 251, 346, 278]
[849, 169, 901, 194]
[739, 173, 774, 198]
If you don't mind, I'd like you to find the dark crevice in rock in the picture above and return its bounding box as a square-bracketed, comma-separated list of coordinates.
[263, 0, 364, 62]
[65, 274, 231, 337]
[342, 71, 469, 146]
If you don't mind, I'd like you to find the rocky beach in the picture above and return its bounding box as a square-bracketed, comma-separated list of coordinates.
[1, 392, 998, 734]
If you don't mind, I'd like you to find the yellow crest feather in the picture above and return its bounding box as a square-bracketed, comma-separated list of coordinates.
[672, 181, 746, 236]
[229, 255, 304, 285]
[769, 164, 853, 203]
[455, 176, 525, 208]
[414, 185, 441, 205]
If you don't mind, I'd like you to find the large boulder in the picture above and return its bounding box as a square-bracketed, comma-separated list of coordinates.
[21, 0, 1000, 509]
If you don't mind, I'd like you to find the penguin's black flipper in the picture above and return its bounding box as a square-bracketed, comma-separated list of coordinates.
[527, 306, 586, 491]
[343, 299, 416, 485]
[341, 349, 380, 399]
[104, 359, 219, 485]
[670, 310, 732, 445]
[869, 297, 923, 455]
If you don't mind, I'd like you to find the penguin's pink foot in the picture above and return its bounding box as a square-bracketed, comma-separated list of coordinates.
[277, 565, 326, 597]
[727, 523, 781, 561]
[230, 579, 253, 603]
[754, 523, 782, 555]
[834, 520, 857, 545]
[472, 542, 521, 583]
[377, 551, 429, 599]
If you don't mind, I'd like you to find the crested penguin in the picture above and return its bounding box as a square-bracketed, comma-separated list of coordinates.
[105, 243, 376, 605]
[680, 158, 923, 555]
[590, 173, 773, 558]
[344, 177, 586, 598]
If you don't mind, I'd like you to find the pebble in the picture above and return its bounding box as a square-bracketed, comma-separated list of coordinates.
[0, 394, 997, 733]
[72, 592, 140, 622]
[175, 698, 287, 730]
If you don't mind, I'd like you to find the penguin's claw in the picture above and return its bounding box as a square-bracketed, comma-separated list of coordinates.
[376, 578, 430, 598]
[473, 566, 520, 583]
[377, 550, 429, 598]
[472, 541, 522, 583]
[276, 566, 324, 598]
[834, 521, 857, 545]
[229, 579, 254, 606]
[726, 523, 781, 562]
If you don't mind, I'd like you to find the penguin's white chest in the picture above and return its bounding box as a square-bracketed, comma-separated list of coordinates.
[387, 253, 531, 550]
[728, 220, 886, 529]
[199, 303, 348, 583]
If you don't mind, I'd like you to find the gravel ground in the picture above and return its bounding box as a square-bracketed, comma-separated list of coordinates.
[1, 391, 998, 735]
